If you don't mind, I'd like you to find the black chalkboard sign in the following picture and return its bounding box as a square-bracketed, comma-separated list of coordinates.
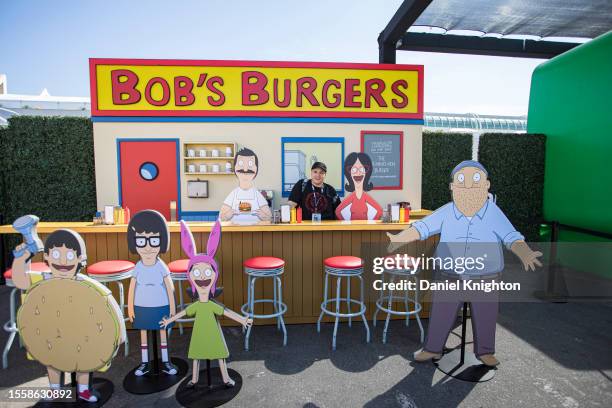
[360, 131, 403, 189]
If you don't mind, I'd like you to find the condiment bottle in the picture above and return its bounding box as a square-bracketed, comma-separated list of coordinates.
[296, 207, 302, 223]
[400, 207, 405, 223]
[290, 207, 296, 223]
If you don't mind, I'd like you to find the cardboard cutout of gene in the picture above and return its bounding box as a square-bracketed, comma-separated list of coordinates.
[219, 147, 272, 224]
[12, 219, 125, 403]
[126, 210, 178, 377]
[335, 152, 383, 220]
[161, 220, 253, 387]
[387, 160, 543, 367]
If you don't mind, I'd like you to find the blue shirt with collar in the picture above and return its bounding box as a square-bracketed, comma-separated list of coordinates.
[412, 200, 524, 276]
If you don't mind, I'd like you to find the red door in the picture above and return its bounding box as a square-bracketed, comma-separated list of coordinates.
[119, 139, 179, 220]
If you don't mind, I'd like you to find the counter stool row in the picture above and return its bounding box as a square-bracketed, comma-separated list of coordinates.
[3, 254, 424, 368]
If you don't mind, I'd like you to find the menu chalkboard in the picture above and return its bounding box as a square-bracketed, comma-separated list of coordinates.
[361, 131, 403, 189]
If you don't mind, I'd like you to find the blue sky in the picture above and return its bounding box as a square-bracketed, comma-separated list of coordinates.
[0, 0, 545, 115]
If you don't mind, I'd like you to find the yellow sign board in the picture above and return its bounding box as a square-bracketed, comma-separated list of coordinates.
[90, 59, 423, 119]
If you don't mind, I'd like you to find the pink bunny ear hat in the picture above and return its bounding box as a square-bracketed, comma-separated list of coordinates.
[180, 219, 222, 295]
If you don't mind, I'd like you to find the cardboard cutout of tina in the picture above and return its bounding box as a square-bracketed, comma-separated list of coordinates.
[126, 210, 178, 377]
[219, 147, 272, 224]
[387, 160, 543, 367]
[161, 220, 253, 387]
[335, 152, 383, 220]
[12, 224, 125, 403]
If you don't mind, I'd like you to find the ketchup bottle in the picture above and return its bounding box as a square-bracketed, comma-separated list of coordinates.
[296, 207, 302, 223]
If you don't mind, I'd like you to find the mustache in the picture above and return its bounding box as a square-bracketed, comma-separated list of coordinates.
[236, 169, 256, 174]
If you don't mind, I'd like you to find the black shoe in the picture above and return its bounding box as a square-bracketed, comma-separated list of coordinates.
[162, 361, 178, 375]
[135, 362, 150, 376]
[186, 380, 197, 389]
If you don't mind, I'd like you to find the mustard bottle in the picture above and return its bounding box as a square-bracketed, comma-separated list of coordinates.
[400, 207, 405, 223]
[290, 207, 296, 223]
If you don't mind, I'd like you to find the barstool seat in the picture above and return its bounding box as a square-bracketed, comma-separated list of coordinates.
[4, 262, 50, 281]
[244, 256, 285, 269]
[87, 260, 134, 356]
[87, 260, 134, 276]
[241, 256, 287, 350]
[324, 256, 363, 269]
[317, 256, 370, 350]
[168, 259, 190, 273]
[3, 262, 51, 369]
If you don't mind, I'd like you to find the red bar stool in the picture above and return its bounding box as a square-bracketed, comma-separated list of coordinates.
[168, 259, 192, 335]
[240, 256, 288, 351]
[87, 260, 135, 356]
[3, 262, 50, 369]
[317, 256, 370, 351]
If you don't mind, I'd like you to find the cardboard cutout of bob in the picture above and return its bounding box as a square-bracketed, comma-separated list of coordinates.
[335, 152, 383, 220]
[12, 225, 125, 403]
[219, 147, 272, 224]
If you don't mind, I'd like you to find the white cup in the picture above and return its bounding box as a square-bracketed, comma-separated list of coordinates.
[212, 164, 220, 173]
[188, 164, 196, 173]
[199, 149, 206, 157]
[225, 147, 232, 157]
[212, 149, 219, 157]
[199, 164, 207, 173]
[187, 149, 195, 158]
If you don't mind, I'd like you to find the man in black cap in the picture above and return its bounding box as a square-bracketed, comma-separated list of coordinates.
[288, 162, 341, 221]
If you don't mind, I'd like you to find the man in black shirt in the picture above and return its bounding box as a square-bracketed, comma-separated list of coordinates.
[288, 162, 340, 220]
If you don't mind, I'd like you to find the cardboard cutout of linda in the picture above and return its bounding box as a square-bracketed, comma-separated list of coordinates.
[11, 215, 125, 404]
[335, 152, 383, 220]
[161, 220, 253, 388]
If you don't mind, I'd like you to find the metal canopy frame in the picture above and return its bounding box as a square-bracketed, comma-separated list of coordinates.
[378, 0, 589, 62]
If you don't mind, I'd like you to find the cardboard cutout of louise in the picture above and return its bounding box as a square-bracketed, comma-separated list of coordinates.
[219, 148, 272, 224]
[11, 223, 125, 403]
[387, 160, 543, 367]
[335, 152, 383, 220]
[161, 220, 253, 387]
[126, 210, 178, 377]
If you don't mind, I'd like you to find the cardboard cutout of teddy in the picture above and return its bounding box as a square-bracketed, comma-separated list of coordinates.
[387, 160, 543, 367]
[12, 219, 125, 403]
[335, 152, 383, 220]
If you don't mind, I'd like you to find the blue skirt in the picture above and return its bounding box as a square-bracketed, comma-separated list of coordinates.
[133, 305, 174, 330]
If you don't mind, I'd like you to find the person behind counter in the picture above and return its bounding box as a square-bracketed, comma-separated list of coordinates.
[220, 147, 272, 223]
[335, 152, 383, 220]
[288, 161, 340, 221]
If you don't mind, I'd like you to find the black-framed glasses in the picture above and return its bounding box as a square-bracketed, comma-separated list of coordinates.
[134, 236, 161, 248]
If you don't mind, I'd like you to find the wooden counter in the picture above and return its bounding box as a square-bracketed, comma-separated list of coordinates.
[1, 212, 439, 326]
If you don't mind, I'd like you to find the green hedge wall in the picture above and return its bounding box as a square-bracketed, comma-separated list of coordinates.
[0, 117, 96, 224]
[421, 131, 473, 209]
[478, 133, 546, 241]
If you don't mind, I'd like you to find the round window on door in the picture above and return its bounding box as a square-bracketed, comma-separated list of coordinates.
[139, 162, 159, 181]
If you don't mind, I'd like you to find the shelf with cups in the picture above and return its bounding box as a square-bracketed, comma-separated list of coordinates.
[183, 141, 237, 176]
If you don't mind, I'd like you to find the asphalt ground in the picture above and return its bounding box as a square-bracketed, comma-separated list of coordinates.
[1, 284, 611, 408]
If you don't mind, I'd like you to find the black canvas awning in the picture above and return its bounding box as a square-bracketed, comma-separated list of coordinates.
[379, 0, 612, 62]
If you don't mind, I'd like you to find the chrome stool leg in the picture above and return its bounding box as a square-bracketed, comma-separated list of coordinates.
[276, 276, 287, 346]
[347, 276, 352, 328]
[244, 276, 257, 351]
[332, 277, 342, 351]
[317, 272, 329, 333]
[359, 275, 370, 343]
[273, 276, 280, 330]
[2, 288, 19, 369]
[115, 281, 129, 356]
[383, 274, 394, 344]
[177, 280, 185, 335]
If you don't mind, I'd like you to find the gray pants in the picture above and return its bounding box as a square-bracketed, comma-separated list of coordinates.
[424, 278, 499, 357]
